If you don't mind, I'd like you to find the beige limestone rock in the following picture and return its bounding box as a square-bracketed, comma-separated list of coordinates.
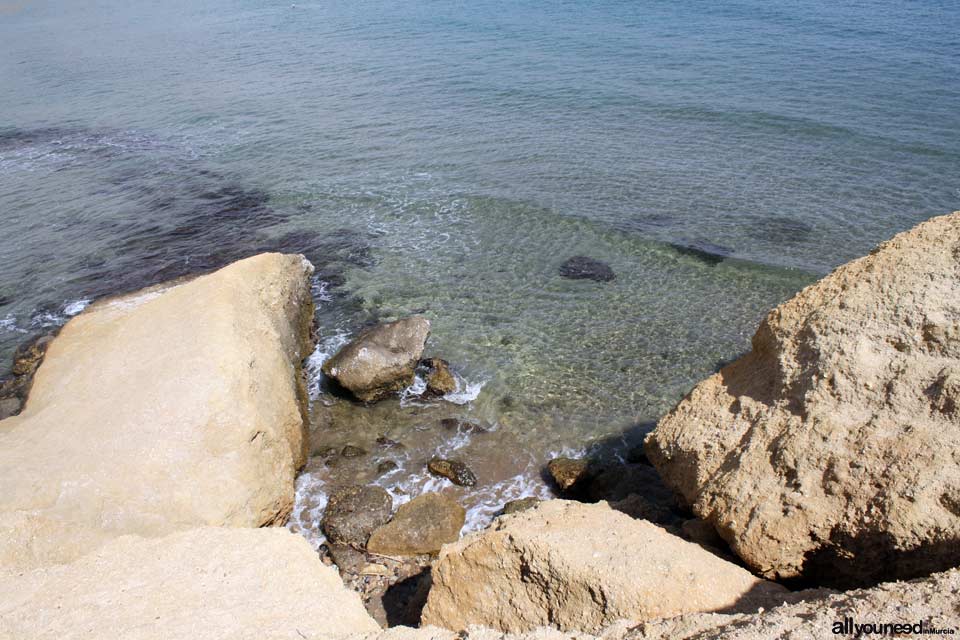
[646, 211, 960, 587]
[626, 568, 960, 640]
[367, 492, 466, 556]
[322, 316, 430, 402]
[0, 253, 315, 569]
[0, 527, 380, 639]
[421, 500, 787, 633]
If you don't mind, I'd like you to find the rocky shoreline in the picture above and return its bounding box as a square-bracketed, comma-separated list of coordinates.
[2, 213, 959, 638]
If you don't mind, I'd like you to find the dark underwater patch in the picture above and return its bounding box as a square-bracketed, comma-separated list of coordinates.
[669, 240, 734, 266]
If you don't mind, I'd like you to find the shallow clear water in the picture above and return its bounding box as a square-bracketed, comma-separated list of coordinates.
[2, 0, 958, 534]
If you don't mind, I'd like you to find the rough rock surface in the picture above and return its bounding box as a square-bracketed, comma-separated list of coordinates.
[0, 527, 380, 640]
[0, 253, 314, 569]
[323, 316, 431, 402]
[428, 458, 478, 487]
[305, 570, 959, 640]
[627, 568, 960, 640]
[367, 493, 465, 556]
[322, 485, 394, 549]
[421, 500, 788, 633]
[646, 212, 960, 587]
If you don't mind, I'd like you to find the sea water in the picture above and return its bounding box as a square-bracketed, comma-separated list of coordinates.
[1, 0, 958, 537]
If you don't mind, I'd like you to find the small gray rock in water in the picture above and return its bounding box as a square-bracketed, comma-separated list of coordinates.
[427, 458, 477, 487]
[341, 445, 367, 458]
[321, 485, 393, 549]
[558, 256, 615, 282]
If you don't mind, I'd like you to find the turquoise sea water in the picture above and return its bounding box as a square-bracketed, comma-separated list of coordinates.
[2, 0, 959, 530]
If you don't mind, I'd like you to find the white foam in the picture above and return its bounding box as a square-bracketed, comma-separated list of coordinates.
[444, 372, 486, 405]
[310, 276, 333, 303]
[0, 314, 25, 334]
[62, 299, 90, 316]
[287, 470, 329, 549]
[305, 330, 351, 401]
[398, 372, 429, 407]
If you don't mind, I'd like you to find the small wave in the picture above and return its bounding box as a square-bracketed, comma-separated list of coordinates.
[288, 470, 329, 549]
[305, 330, 351, 401]
[398, 372, 429, 407]
[0, 314, 25, 334]
[445, 372, 486, 405]
[63, 299, 90, 316]
[310, 276, 333, 303]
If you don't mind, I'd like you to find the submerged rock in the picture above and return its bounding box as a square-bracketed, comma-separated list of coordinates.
[367, 493, 465, 556]
[322, 316, 431, 402]
[558, 256, 616, 282]
[419, 357, 457, 396]
[668, 240, 733, 266]
[341, 445, 367, 458]
[421, 500, 788, 633]
[439, 417, 487, 434]
[646, 211, 960, 587]
[0, 253, 315, 569]
[428, 458, 478, 487]
[321, 485, 394, 550]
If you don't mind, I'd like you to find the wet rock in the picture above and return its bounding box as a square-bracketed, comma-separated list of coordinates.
[377, 460, 399, 475]
[367, 493, 465, 556]
[322, 316, 431, 402]
[341, 445, 367, 458]
[427, 458, 477, 487]
[501, 497, 540, 515]
[11, 334, 55, 378]
[546, 457, 591, 492]
[0, 397, 22, 420]
[419, 358, 457, 396]
[438, 418, 487, 434]
[321, 485, 393, 550]
[376, 435, 404, 449]
[559, 256, 616, 282]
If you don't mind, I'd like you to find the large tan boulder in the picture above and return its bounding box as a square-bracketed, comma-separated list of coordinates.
[0, 527, 380, 639]
[0, 253, 315, 569]
[645, 212, 960, 587]
[322, 316, 430, 402]
[421, 500, 787, 633]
